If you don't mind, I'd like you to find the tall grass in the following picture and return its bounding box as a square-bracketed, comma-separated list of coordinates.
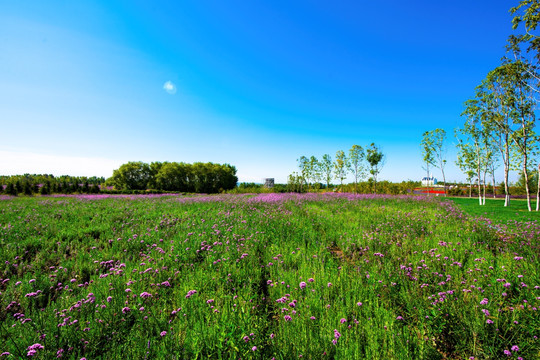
[0, 193, 538, 359]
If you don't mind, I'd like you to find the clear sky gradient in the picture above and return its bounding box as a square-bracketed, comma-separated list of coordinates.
[0, 1, 519, 183]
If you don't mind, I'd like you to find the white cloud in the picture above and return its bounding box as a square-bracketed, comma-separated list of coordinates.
[0, 151, 122, 178]
[163, 80, 177, 94]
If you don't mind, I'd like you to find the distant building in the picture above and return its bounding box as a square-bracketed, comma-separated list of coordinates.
[421, 176, 437, 186]
[263, 178, 274, 188]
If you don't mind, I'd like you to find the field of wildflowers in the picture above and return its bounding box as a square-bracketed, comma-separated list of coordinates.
[0, 193, 539, 359]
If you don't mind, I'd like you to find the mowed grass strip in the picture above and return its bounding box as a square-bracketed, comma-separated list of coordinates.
[450, 196, 540, 224]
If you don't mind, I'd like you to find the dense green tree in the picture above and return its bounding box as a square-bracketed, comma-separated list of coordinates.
[39, 180, 51, 195]
[156, 162, 186, 191]
[218, 164, 238, 191]
[23, 180, 33, 196]
[5, 182, 16, 196]
[110, 161, 152, 190]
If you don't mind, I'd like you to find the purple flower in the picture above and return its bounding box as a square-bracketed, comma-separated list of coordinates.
[270, 333, 275, 339]
[27, 344, 44, 351]
[504, 350, 512, 356]
[299, 281, 307, 289]
[340, 318, 347, 324]
[480, 298, 488, 305]
[140, 292, 152, 299]
[251, 346, 257, 351]
[185, 290, 197, 299]
[122, 306, 131, 314]
[107, 296, 112, 303]
[357, 302, 363, 306]
[327, 282, 332, 287]
[511, 345, 519, 352]
[284, 315, 292, 321]
[160, 331, 167, 337]
[308, 278, 314, 282]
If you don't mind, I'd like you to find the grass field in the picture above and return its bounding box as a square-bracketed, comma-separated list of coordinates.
[0, 193, 539, 359]
[450, 197, 540, 225]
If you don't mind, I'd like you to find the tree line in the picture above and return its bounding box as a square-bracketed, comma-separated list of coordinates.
[0, 162, 238, 196]
[421, 0, 540, 211]
[288, 143, 385, 193]
[106, 161, 238, 193]
[0, 174, 104, 196]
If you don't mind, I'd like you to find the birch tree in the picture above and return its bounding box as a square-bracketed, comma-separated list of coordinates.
[455, 137, 477, 198]
[421, 131, 436, 194]
[334, 150, 350, 192]
[422, 129, 448, 196]
[477, 72, 514, 206]
[320, 154, 333, 190]
[349, 145, 366, 194]
[459, 101, 488, 205]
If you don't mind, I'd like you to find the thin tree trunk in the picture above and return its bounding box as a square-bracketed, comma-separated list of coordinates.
[504, 137, 510, 207]
[523, 154, 531, 212]
[442, 169, 447, 197]
[492, 172, 496, 199]
[536, 163, 540, 211]
[482, 170, 488, 205]
[469, 178, 472, 198]
[477, 157, 482, 205]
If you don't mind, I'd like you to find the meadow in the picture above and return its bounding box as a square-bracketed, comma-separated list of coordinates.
[0, 193, 539, 359]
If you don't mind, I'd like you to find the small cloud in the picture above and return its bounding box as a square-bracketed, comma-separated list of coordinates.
[163, 81, 177, 94]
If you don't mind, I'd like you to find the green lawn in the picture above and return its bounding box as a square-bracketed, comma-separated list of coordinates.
[450, 196, 540, 224]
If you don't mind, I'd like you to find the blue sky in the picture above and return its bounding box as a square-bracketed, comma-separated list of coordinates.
[0, 0, 519, 183]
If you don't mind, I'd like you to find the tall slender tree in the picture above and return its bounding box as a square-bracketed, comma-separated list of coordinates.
[478, 71, 514, 206]
[421, 131, 436, 194]
[320, 154, 333, 190]
[366, 143, 385, 193]
[455, 137, 477, 198]
[309, 156, 321, 190]
[349, 145, 365, 194]
[334, 150, 350, 192]
[459, 101, 488, 205]
[297, 156, 309, 193]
